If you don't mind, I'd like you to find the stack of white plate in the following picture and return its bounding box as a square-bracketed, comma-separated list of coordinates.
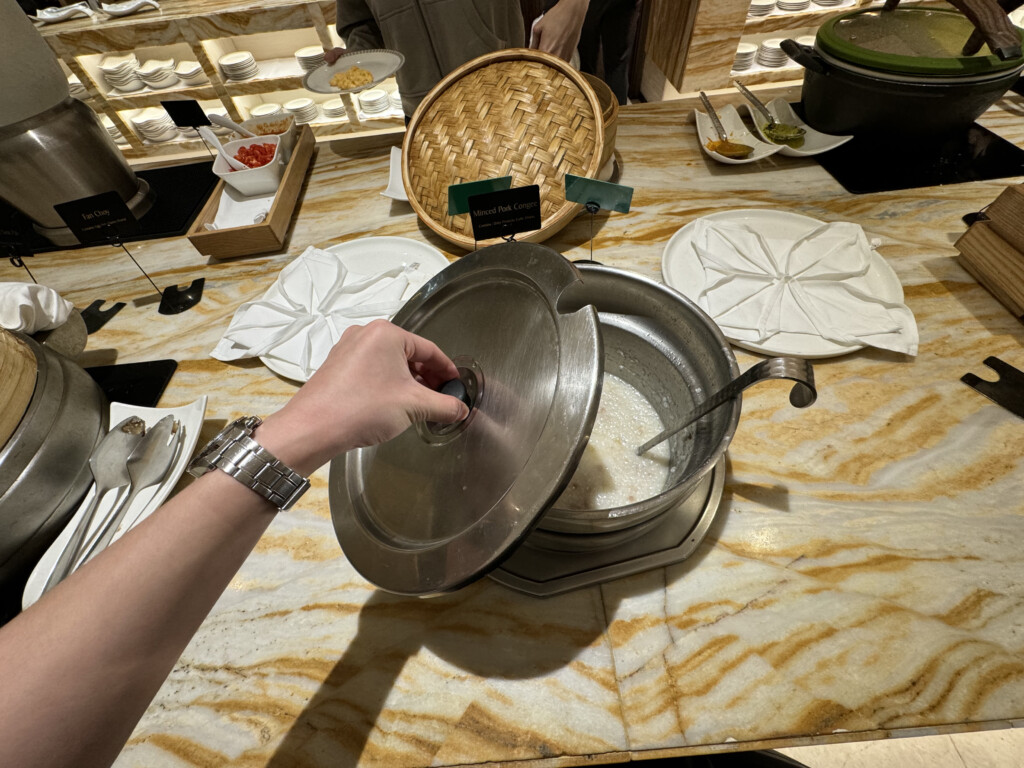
[358, 89, 389, 115]
[796, 35, 817, 47]
[389, 90, 402, 112]
[323, 98, 347, 119]
[284, 97, 319, 124]
[219, 51, 259, 81]
[137, 58, 178, 89]
[100, 114, 128, 144]
[68, 74, 87, 98]
[747, 0, 775, 16]
[757, 38, 789, 67]
[813, 0, 843, 6]
[174, 60, 206, 86]
[207, 107, 233, 134]
[294, 46, 325, 72]
[100, 53, 144, 92]
[131, 107, 178, 142]
[250, 102, 282, 118]
[776, 0, 810, 11]
[733, 42, 757, 71]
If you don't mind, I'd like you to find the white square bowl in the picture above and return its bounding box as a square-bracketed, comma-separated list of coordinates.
[212, 134, 284, 196]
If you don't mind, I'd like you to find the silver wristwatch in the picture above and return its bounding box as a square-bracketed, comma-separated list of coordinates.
[187, 415, 310, 511]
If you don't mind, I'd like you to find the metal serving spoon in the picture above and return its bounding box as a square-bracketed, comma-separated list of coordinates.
[732, 80, 806, 148]
[637, 357, 817, 456]
[698, 91, 754, 159]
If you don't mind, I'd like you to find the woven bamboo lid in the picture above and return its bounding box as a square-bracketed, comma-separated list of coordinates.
[0, 329, 38, 450]
[403, 49, 605, 250]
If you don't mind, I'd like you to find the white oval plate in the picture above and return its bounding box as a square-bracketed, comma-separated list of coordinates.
[694, 104, 783, 165]
[303, 49, 405, 95]
[740, 99, 853, 157]
[22, 396, 208, 610]
[260, 237, 450, 382]
[661, 209, 904, 358]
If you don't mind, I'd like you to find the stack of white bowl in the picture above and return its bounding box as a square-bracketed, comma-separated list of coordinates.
[733, 42, 757, 71]
[294, 46, 325, 72]
[284, 97, 319, 124]
[68, 74, 88, 98]
[747, 0, 775, 17]
[389, 90, 402, 112]
[130, 107, 178, 142]
[218, 51, 260, 81]
[137, 58, 178, 89]
[756, 38, 789, 67]
[100, 114, 128, 144]
[250, 102, 282, 118]
[323, 98, 348, 119]
[358, 89, 389, 116]
[175, 60, 206, 86]
[207, 107, 233, 135]
[100, 53, 144, 92]
[776, 0, 810, 11]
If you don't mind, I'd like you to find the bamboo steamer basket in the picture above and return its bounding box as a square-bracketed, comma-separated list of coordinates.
[0, 330, 36, 451]
[582, 73, 617, 170]
[403, 49, 605, 251]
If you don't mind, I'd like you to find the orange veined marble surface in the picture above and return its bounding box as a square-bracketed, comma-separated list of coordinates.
[2, 98, 1023, 767]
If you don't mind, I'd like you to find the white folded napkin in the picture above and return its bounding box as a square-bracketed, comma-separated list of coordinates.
[691, 219, 918, 355]
[0, 283, 74, 334]
[211, 246, 412, 380]
[205, 185, 275, 231]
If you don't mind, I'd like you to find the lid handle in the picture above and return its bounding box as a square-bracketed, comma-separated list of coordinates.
[440, 377, 472, 409]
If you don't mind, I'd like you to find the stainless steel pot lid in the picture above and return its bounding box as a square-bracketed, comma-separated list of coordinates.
[329, 242, 602, 596]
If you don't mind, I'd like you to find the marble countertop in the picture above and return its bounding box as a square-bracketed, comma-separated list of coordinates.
[4, 98, 1024, 767]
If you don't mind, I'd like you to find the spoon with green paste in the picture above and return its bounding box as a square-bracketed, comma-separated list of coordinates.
[733, 80, 806, 149]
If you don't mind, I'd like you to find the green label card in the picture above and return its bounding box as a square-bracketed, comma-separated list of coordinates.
[448, 177, 513, 216]
[564, 174, 633, 213]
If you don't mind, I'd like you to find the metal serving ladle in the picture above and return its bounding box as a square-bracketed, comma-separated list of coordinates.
[637, 357, 817, 456]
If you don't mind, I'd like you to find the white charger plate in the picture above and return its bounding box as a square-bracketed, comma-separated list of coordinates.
[22, 396, 208, 610]
[661, 209, 904, 358]
[259, 237, 450, 382]
[302, 49, 404, 94]
[740, 99, 853, 157]
[694, 104, 783, 165]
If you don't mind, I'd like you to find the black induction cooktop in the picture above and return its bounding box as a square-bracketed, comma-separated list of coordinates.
[0, 160, 217, 255]
[814, 122, 1024, 195]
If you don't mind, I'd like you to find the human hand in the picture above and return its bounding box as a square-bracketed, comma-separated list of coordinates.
[530, 0, 589, 62]
[256, 321, 468, 474]
[323, 47, 345, 65]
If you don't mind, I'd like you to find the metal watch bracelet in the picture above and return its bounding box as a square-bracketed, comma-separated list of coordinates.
[188, 416, 310, 511]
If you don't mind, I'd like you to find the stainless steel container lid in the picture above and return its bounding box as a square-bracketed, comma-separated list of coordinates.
[329, 242, 603, 596]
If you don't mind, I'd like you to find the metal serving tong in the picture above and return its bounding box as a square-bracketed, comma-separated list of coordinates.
[637, 357, 817, 456]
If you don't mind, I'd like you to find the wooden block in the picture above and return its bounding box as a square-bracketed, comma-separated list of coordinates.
[955, 220, 1024, 320]
[985, 184, 1024, 254]
[187, 126, 316, 259]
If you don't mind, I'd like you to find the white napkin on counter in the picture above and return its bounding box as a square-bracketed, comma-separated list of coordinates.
[211, 245, 411, 380]
[205, 186, 275, 230]
[691, 219, 918, 355]
[0, 283, 73, 334]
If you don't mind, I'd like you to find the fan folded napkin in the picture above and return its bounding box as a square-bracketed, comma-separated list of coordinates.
[0, 283, 74, 334]
[211, 245, 412, 380]
[691, 219, 918, 355]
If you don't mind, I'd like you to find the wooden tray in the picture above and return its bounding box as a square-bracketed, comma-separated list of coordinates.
[186, 125, 316, 259]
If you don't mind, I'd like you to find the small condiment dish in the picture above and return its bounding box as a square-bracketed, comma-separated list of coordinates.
[694, 104, 783, 165]
[739, 98, 853, 157]
[212, 134, 284, 196]
[240, 115, 296, 162]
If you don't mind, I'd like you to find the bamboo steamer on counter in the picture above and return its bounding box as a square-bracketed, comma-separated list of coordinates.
[403, 49, 605, 250]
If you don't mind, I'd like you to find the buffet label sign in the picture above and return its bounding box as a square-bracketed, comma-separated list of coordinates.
[54, 191, 139, 245]
[468, 185, 542, 241]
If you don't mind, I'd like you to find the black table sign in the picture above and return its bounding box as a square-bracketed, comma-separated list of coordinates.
[53, 191, 139, 245]
[468, 185, 542, 242]
[161, 99, 211, 129]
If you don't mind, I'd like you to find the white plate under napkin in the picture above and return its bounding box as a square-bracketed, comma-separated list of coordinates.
[662, 209, 918, 358]
[212, 239, 450, 382]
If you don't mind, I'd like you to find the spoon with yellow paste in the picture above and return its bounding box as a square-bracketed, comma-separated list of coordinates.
[698, 91, 754, 160]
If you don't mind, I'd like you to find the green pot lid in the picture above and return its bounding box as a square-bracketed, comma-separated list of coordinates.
[817, 7, 1024, 76]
